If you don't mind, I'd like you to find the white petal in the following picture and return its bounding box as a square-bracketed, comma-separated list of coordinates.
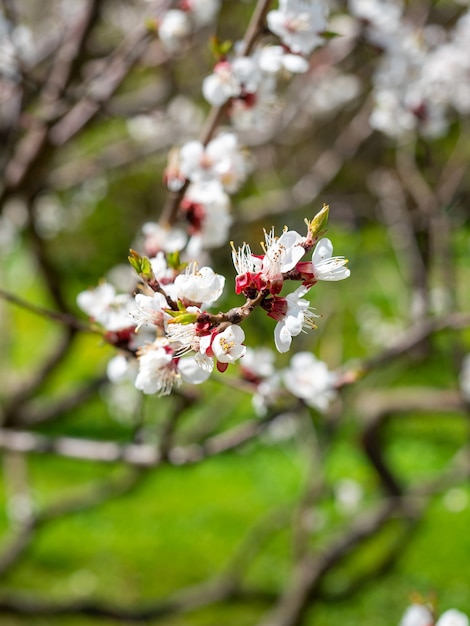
[282, 53, 309, 74]
[312, 238, 333, 264]
[178, 356, 212, 384]
[107, 355, 131, 384]
[274, 321, 292, 353]
[202, 74, 234, 106]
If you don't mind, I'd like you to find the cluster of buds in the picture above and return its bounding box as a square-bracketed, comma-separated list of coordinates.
[77, 205, 350, 397]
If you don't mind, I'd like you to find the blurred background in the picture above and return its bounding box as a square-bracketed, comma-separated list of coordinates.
[1, 0, 470, 624]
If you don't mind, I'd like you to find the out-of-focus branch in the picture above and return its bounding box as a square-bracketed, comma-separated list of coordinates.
[291, 411, 330, 560]
[0, 412, 275, 467]
[239, 98, 373, 221]
[0, 287, 99, 333]
[159, 0, 273, 227]
[0, 579, 274, 622]
[257, 499, 412, 626]
[48, 27, 156, 146]
[0, 283, 102, 428]
[2, 0, 102, 198]
[0, 467, 143, 577]
[1, 329, 77, 427]
[8, 376, 108, 428]
[337, 311, 470, 385]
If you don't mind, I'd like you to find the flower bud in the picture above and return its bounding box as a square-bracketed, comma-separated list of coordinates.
[308, 204, 329, 240]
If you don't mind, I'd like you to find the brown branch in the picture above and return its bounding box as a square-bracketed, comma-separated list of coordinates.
[1, 329, 77, 427]
[316, 519, 417, 602]
[361, 414, 403, 497]
[0, 287, 100, 333]
[2, 0, 102, 197]
[10, 376, 108, 428]
[336, 311, 470, 386]
[48, 27, 155, 146]
[0, 412, 274, 467]
[256, 499, 411, 626]
[239, 98, 373, 222]
[0, 580, 275, 622]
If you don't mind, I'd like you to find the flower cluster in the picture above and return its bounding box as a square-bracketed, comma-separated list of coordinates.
[77, 206, 350, 397]
[143, 0, 336, 260]
[241, 347, 340, 416]
[231, 209, 349, 352]
[202, 0, 330, 119]
[349, 0, 470, 139]
[76, 3, 350, 400]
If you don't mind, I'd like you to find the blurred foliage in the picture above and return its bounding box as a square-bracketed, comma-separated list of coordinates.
[1, 0, 470, 624]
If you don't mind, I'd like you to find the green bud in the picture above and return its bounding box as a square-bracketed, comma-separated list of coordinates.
[321, 31, 340, 40]
[166, 311, 198, 325]
[145, 17, 158, 34]
[166, 251, 186, 271]
[128, 249, 155, 282]
[309, 204, 329, 238]
[209, 36, 233, 60]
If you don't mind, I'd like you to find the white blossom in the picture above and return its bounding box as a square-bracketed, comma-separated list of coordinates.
[142, 222, 187, 256]
[312, 238, 350, 281]
[349, 0, 403, 48]
[274, 286, 319, 353]
[241, 347, 276, 380]
[106, 354, 138, 384]
[178, 354, 212, 384]
[231, 241, 262, 276]
[130, 292, 169, 332]
[283, 351, 337, 411]
[305, 69, 361, 118]
[437, 610, 470, 626]
[267, 0, 329, 56]
[174, 263, 225, 305]
[179, 133, 251, 193]
[212, 324, 246, 364]
[158, 10, 191, 53]
[183, 181, 232, 248]
[77, 282, 135, 332]
[262, 227, 306, 281]
[258, 45, 309, 74]
[229, 74, 278, 131]
[202, 57, 261, 106]
[252, 373, 282, 416]
[186, 0, 221, 28]
[149, 251, 176, 285]
[135, 342, 179, 395]
[399, 605, 434, 626]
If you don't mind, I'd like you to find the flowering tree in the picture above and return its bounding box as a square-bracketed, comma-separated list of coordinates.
[1, 0, 470, 624]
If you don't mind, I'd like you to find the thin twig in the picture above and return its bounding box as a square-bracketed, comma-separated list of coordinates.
[0, 288, 100, 333]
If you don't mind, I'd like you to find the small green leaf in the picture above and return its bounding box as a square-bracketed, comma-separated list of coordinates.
[167, 312, 198, 325]
[166, 251, 186, 271]
[321, 30, 340, 40]
[209, 36, 233, 60]
[128, 249, 155, 282]
[145, 17, 158, 34]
